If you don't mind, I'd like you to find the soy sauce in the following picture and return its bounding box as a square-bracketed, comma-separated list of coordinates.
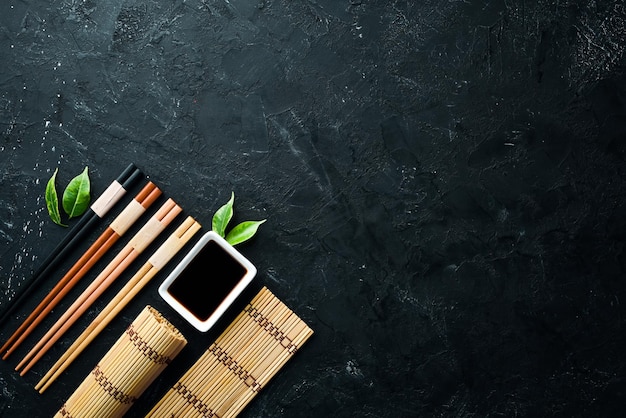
[166, 240, 247, 321]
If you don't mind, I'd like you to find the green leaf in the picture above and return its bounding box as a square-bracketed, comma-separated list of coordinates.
[62, 166, 91, 218]
[212, 192, 234, 237]
[45, 168, 66, 227]
[225, 220, 266, 246]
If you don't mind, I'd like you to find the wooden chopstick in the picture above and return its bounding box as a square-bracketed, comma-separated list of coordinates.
[15, 198, 182, 375]
[36, 216, 202, 393]
[0, 163, 143, 327]
[0, 181, 162, 359]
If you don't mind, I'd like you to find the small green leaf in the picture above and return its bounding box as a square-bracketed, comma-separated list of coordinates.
[45, 168, 66, 227]
[212, 192, 234, 237]
[62, 166, 91, 218]
[225, 219, 266, 246]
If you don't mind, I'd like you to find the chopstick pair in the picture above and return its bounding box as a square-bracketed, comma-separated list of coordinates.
[0, 163, 143, 326]
[15, 198, 183, 375]
[37, 216, 202, 393]
[0, 181, 162, 359]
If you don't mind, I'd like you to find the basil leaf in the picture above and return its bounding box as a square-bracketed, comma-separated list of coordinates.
[62, 166, 91, 218]
[212, 192, 234, 237]
[45, 168, 67, 227]
[225, 220, 266, 246]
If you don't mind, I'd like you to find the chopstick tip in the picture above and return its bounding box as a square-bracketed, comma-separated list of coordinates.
[15, 357, 28, 373]
[18, 362, 33, 376]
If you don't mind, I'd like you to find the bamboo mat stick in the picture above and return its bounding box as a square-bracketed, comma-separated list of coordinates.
[208, 300, 291, 381]
[191, 305, 279, 389]
[203, 307, 296, 416]
[0, 163, 143, 327]
[54, 306, 186, 418]
[59, 314, 158, 415]
[149, 289, 275, 415]
[215, 306, 303, 416]
[180, 291, 276, 384]
[147, 330, 239, 414]
[37, 217, 201, 393]
[213, 306, 297, 405]
[146, 287, 313, 418]
[154, 296, 287, 418]
[177, 292, 279, 407]
[1, 181, 161, 359]
[246, 320, 306, 388]
[219, 318, 310, 418]
[96, 325, 166, 403]
[16, 198, 182, 374]
[180, 310, 283, 415]
[227, 324, 313, 418]
[257, 325, 313, 387]
[78, 310, 172, 416]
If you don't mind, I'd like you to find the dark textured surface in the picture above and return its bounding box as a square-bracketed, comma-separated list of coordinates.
[1, 0, 626, 417]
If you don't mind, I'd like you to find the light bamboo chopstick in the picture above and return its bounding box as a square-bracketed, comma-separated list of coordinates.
[0, 163, 143, 326]
[0, 181, 162, 359]
[15, 198, 182, 375]
[36, 216, 202, 393]
[146, 287, 314, 418]
[54, 305, 187, 418]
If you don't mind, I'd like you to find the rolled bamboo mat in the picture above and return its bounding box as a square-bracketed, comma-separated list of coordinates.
[146, 286, 313, 418]
[55, 306, 187, 418]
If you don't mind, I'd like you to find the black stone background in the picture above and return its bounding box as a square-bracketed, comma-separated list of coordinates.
[1, 0, 625, 417]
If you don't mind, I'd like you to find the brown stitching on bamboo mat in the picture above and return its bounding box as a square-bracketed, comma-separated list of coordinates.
[208, 344, 262, 392]
[126, 324, 172, 365]
[173, 382, 220, 417]
[92, 365, 137, 404]
[58, 405, 73, 418]
[244, 305, 299, 353]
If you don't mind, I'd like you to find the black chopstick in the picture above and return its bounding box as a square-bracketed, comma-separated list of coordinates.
[0, 163, 143, 326]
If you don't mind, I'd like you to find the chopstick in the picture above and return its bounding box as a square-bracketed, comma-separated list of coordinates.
[15, 198, 182, 375]
[0, 163, 143, 327]
[36, 216, 202, 393]
[0, 181, 162, 359]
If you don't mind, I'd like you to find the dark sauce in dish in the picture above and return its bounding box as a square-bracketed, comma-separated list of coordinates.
[167, 240, 247, 321]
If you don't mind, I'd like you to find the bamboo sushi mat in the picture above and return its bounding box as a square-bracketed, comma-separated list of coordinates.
[147, 286, 314, 418]
[56, 306, 187, 418]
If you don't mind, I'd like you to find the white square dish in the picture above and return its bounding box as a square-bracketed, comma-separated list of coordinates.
[158, 230, 257, 332]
